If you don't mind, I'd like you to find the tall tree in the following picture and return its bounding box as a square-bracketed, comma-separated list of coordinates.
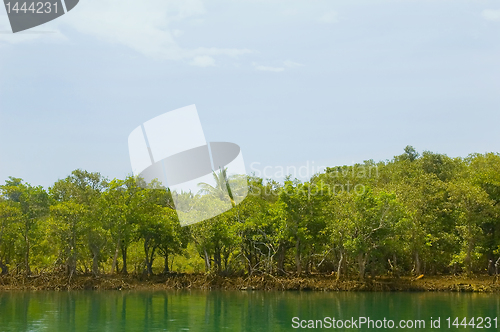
[0, 177, 49, 275]
[49, 170, 107, 276]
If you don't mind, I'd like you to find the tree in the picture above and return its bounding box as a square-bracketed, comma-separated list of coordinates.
[155, 208, 189, 274]
[49, 201, 86, 276]
[342, 189, 403, 279]
[467, 153, 500, 273]
[49, 170, 107, 276]
[101, 176, 145, 274]
[0, 199, 21, 274]
[0, 177, 49, 275]
[237, 177, 280, 275]
[448, 180, 494, 276]
[403, 145, 419, 162]
[198, 168, 236, 207]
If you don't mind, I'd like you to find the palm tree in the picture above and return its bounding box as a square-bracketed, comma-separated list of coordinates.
[198, 167, 236, 207]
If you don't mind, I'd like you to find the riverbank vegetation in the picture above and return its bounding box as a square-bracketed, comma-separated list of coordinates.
[1, 147, 500, 286]
[1, 273, 500, 292]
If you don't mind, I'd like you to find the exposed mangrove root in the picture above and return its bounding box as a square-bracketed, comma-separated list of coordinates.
[0, 273, 499, 292]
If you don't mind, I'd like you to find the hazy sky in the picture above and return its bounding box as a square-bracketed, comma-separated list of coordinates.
[1, 0, 500, 188]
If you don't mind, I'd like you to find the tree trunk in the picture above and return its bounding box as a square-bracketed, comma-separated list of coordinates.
[144, 239, 155, 275]
[305, 254, 311, 274]
[111, 238, 120, 274]
[466, 223, 473, 277]
[146, 252, 155, 275]
[67, 257, 76, 276]
[203, 248, 211, 272]
[494, 257, 500, 282]
[121, 245, 128, 274]
[415, 251, 421, 276]
[163, 252, 169, 274]
[67, 237, 77, 276]
[245, 248, 253, 275]
[295, 238, 301, 275]
[393, 254, 400, 278]
[358, 253, 367, 280]
[214, 246, 222, 273]
[67, 223, 77, 277]
[277, 244, 286, 275]
[336, 251, 344, 280]
[223, 250, 230, 274]
[488, 259, 494, 276]
[92, 250, 99, 277]
[0, 260, 9, 275]
[24, 234, 31, 275]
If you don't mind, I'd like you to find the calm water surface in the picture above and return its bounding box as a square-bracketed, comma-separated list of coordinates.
[0, 291, 499, 331]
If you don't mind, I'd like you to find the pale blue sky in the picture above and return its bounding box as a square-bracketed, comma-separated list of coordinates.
[1, 0, 500, 188]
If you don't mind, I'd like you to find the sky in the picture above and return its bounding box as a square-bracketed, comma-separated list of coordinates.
[1, 0, 500, 188]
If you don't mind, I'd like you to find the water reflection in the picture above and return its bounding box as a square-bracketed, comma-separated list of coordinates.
[0, 291, 498, 331]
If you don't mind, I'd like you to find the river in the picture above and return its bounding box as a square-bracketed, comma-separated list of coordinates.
[0, 291, 499, 331]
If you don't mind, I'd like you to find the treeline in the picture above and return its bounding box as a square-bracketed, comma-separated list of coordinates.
[1, 146, 500, 279]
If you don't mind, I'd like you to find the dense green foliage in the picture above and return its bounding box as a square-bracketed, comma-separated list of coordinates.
[1, 147, 500, 279]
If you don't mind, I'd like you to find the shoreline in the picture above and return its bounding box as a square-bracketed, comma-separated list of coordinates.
[1, 274, 499, 292]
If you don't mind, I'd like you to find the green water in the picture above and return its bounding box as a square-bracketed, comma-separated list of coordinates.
[0, 291, 499, 331]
